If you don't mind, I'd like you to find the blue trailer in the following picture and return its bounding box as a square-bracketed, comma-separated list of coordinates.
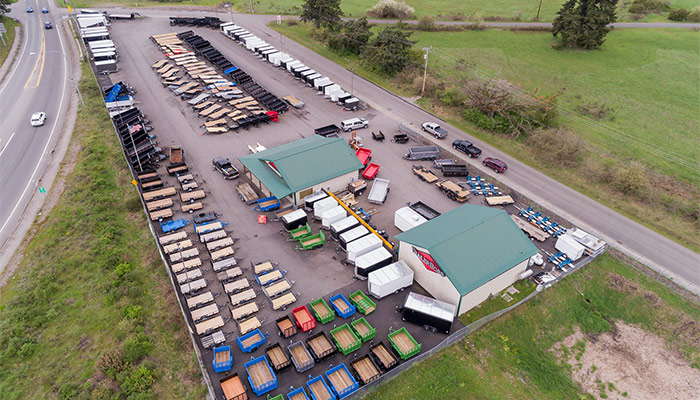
[287, 386, 310, 400]
[329, 293, 355, 319]
[254, 196, 281, 212]
[245, 356, 278, 396]
[213, 345, 233, 372]
[306, 374, 336, 400]
[324, 363, 359, 399]
[160, 218, 190, 233]
[237, 328, 268, 353]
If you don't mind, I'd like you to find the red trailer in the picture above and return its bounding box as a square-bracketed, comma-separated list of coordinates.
[292, 305, 316, 332]
[362, 163, 380, 180]
[355, 148, 372, 167]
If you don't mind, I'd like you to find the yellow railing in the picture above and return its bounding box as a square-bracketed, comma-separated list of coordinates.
[325, 190, 393, 250]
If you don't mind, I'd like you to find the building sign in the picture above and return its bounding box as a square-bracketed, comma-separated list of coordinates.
[412, 247, 444, 276]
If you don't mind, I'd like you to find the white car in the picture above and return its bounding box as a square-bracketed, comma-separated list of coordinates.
[30, 112, 47, 127]
[421, 122, 448, 139]
[340, 117, 368, 132]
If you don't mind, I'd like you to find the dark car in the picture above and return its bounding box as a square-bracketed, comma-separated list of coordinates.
[42, 7, 49, 13]
[44, 22, 53, 30]
[483, 157, 508, 173]
[452, 139, 482, 158]
[212, 157, 239, 180]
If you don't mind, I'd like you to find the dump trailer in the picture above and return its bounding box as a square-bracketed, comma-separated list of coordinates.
[367, 260, 414, 300]
[442, 164, 469, 177]
[399, 291, 456, 334]
[408, 201, 441, 220]
[403, 145, 439, 161]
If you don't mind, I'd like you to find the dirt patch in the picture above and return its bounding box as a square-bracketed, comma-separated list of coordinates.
[552, 322, 700, 400]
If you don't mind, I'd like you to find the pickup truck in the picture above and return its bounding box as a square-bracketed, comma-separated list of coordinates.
[212, 157, 239, 179]
[421, 122, 448, 139]
[452, 140, 482, 158]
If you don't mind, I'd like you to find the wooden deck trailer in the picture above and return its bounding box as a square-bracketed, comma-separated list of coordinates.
[265, 343, 292, 373]
[216, 266, 243, 283]
[220, 374, 248, 400]
[159, 230, 187, 245]
[231, 301, 258, 321]
[351, 355, 381, 385]
[186, 291, 213, 309]
[306, 331, 337, 362]
[195, 315, 224, 335]
[142, 186, 176, 201]
[170, 257, 202, 274]
[325, 363, 359, 399]
[370, 341, 398, 371]
[275, 315, 297, 338]
[288, 341, 314, 373]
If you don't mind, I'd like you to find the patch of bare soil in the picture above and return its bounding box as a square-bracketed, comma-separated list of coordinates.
[553, 322, 700, 400]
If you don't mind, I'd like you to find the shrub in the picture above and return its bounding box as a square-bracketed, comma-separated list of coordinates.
[527, 128, 587, 168]
[687, 6, 700, 21]
[120, 365, 155, 397]
[122, 332, 152, 364]
[440, 87, 467, 106]
[611, 162, 648, 196]
[286, 19, 298, 26]
[122, 304, 143, 322]
[368, 0, 415, 19]
[668, 8, 689, 21]
[463, 109, 511, 133]
[416, 15, 436, 31]
[97, 348, 127, 379]
[628, 0, 670, 14]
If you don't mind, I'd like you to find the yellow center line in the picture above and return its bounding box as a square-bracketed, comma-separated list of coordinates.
[23, 26, 46, 89]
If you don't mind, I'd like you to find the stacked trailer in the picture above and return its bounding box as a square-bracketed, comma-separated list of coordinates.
[325, 363, 359, 399]
[244, 356, 278, 396]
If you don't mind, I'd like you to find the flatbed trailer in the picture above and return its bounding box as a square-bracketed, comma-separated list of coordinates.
[275, 314, 298, 338]
[388, 327, 421, 360]
[325, 363, 359, 399]
[330, 324, 361, 355]
[254, 196, 280, 212]
[351, 354, 381, 385]
[412, 165, 438, 183]
[142, 186, 176, 201]
[195, 315, 224, 335]
[435, 179, 470, 202]
[150, 208, 173, 221]
[191, 303, 218, 322]
[369, 341, 398, 371]
[220, 373, 248, 400]
[510, 214, 550, 242]
[486, 195, 515, 206]
[265, 342, 292, 372]
[230, 301, 258, 321]
[159, 230, 187, 245]
[306, 375, 335, 400]
[212, 257, 238, 272]
[252, 260, 275, 275]
[263, 279, 292, 299]
[288, 341, 315, 373]
[180, 189, 206, 203]
[306, 331, 337, 362]
[310, 298, 335, 324]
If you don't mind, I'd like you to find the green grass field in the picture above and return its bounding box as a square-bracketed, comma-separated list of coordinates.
[0, 63, 207, 399]
[367, 253, 700, 399]
[272, 21, 700, 250]
[0, 17, 20, 67]
[237, 0, 698, 20]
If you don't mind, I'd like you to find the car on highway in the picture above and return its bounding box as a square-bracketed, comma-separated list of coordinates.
[452, 139, 482, 158]
[483, 157, 508, 173]
[30, 112, 47, 127]
[42, 7, 49, 13]
[44, 22, 53, 29]
[212, 157, 239, 180]
[340, 117, 368, 132]
[26, 7, 33, 12]
[421, 122, 448, 139]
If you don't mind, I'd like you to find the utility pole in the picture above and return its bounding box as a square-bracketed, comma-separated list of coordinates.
[536, 0, 543, 20]
[250, 0, 255, 13]
[420, 46, 431, 98]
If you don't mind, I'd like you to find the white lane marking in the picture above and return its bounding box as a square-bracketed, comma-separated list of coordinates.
[0, 14, 69, 237]
[0, 132, 16, 156]
[0, 7, 32, 95]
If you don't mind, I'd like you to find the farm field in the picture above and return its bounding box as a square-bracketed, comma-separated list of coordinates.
[272, 21, 700, 251]
[366, 254, 700, 399]
[0, 64, 207, 399]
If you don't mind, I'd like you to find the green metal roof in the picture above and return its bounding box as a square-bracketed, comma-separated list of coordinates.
[396, 204, 538, 295]
[239, 136, 363, 199]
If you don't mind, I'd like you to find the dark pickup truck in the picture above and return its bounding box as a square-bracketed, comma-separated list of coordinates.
[442, 164, 469, 177]
[452, 140, 482, 158]
[213, 157, 239, 180]
[314, 124, 341, 137]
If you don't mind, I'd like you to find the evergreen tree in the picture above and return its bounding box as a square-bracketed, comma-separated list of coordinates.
[362, 25, 416, 74]
[552, 0, 618, 50]
[1, 0, 12, 15]
[328, 17, 373, 55]
[301, 0, 343, 31]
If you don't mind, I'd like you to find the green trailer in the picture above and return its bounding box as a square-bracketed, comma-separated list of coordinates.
[309, 298, 335, 324]
[295, 232, 325, 251]
[287, 223, 312, 242]
[330, 324, 361, 355]
[388, 327, 421, 360]
[350, 317, 375, 342]
[348, 290, 376, 315]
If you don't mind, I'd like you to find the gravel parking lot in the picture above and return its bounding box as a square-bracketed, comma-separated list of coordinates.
[105, 16, 569, 399]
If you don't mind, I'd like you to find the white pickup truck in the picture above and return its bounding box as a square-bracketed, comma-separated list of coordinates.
[421, 122, 448, 139]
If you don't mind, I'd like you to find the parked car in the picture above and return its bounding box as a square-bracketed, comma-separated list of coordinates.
[483, 157, 507, 173]
[30, 112, 46, 127]
[42, 7, 49, 13]
[421, 122, 448, 139]
[452, 139, 481, 158]
[26, 7, 33, 12]
[44, 21, 53, 29]
[341, 117, 368, 132]
[212, 157, 239, 180]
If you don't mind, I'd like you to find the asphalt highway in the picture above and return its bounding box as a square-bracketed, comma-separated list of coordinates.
[0, 1, 70, 253]
[124, 9, 699, 292]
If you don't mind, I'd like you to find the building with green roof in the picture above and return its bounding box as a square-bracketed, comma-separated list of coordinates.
[395, 204, 538, 315]
[239, 136, 363, 204]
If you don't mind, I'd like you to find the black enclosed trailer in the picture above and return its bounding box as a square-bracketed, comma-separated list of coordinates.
[281, 209, 307, 232]
[398, 292, 456, 334]
[303, 192, 329, 212]
[329, 216, 361, 241]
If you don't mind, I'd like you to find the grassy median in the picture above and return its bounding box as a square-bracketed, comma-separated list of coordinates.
[367, 253, 700, 399]
[0, 16, 19, 68]
[0, 63, 207, 399]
